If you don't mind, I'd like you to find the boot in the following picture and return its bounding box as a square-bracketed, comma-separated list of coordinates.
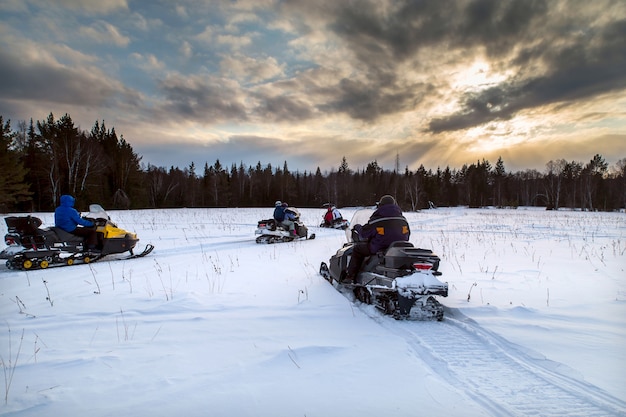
[342, 274, 355, 284]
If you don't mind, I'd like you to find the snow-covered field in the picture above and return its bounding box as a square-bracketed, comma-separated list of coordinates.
[1, 207, 625, 417]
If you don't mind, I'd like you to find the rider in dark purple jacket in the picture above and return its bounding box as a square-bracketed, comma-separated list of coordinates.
[345, 195, 410, 283]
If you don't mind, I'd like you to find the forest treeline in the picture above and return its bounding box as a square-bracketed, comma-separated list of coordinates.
[1, 113, 625, 213]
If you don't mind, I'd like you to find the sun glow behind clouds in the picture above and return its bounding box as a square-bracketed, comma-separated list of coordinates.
[451, 60, 510, 92]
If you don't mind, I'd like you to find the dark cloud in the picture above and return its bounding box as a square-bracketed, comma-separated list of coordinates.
[157, 75, 248, 122]
[1, 0, 624, 173]
[300, 0, 552, 123]
[456, 0, 549, 56]
[318, 77, 418, 121]
[0, 48, 118, 106]
[285, 0, 623, 131]
[328, 0, 549, 62]
[430, 16, 626, 133]
[252, 93, 315, 122]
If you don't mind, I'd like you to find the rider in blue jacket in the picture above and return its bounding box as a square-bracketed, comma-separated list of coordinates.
[54, 195, 98, 250]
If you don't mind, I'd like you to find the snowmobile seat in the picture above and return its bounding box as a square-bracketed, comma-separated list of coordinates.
[49, 227, 85, 244]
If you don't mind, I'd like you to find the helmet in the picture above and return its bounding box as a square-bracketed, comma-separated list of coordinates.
[378, 195, 396, 206]
[275, 200, 282, 207]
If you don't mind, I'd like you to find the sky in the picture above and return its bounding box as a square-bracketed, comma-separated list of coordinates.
[1, 0, 625, 174]
[1, 207, 625, 416]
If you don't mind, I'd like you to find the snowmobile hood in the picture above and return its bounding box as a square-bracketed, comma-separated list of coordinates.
[60, 195, 75, 207]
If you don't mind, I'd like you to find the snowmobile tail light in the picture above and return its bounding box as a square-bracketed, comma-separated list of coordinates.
[5, 237, 16, 245]
[413, 262, 433, 271]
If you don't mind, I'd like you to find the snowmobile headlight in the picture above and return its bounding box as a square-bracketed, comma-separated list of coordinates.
[413, 262, 433, 271]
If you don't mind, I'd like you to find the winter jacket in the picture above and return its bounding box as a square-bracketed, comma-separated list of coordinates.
[324, 210, 333, 224]
[284, 208, 296, 221]
[273, 206, 285, 222]
[355, 203, 410, 253]
[54, 195, 94, 232]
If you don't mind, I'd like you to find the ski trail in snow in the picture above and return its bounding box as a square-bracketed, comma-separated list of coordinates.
[371, 309, 626, 417]
[151, 237, 256, 257]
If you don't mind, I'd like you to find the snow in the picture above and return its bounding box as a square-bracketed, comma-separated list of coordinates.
[1, 207, 625, 416]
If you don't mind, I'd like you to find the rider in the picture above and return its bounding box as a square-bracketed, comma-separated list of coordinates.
[273, 201, 296, 235]
[273, 200, 284, 224]
[344, 195, 410, 283]
[323, 204, 343, 226]
[281, 202, 297, 235]
[54, 194, 98, 251]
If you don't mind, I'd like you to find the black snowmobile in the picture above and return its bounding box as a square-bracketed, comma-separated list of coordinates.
[319, 209, 448, 320]
[1, 204, 153, 270]
[255, 207, 315, 243]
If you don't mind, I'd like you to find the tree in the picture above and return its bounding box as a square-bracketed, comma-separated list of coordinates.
[405, 165, 426, 211]
[544, 159, 567, 209]
[35, 113, 105, 207]
[493, 157, 506, 207]
[615, 158, 626, 210]
[562, 161, 582, 208]
[581, 154, 608, 210]
[0, 117, 31, 211]
[92, 121, 144, 208]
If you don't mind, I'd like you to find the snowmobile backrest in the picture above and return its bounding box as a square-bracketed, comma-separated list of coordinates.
[387, 241, 413, 249]
[285, 207, 300, 220]
[4, 216, 43, 235]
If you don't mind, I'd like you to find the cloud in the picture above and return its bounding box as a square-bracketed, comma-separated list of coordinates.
[0, 38, 131, 106]
[429, 15, 626, 133]
[1, 0, 624, 175]
[156, 74, 248, 122]
[179, 41, 193, 59]
[130, 53, 165, 72]
[46, 0, 129, 14]
[79, 20, 130, 47]
[220, 54, 285, 84]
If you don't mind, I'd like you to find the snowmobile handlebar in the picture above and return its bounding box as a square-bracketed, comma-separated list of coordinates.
[84, 217, 108, 227]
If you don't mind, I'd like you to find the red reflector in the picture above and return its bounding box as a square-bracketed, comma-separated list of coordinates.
[5, 237, 16, 245]
[259, 223, 266, 227]
[413, 263, 432, 271]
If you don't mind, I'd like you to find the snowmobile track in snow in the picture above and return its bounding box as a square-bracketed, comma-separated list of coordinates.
[374, 310, 626, 417]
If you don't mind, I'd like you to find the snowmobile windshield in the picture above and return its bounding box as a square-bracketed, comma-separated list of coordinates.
[285, 207, 300, 218]
[86, 204, 109, 220]
[346, 208, 374, 242]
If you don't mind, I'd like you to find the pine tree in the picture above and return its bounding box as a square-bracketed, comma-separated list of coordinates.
[0, 117, 32, 211]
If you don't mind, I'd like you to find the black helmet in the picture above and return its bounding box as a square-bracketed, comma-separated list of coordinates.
[378, 195, 395, 206]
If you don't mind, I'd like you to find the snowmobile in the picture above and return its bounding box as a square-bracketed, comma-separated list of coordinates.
[320, 217, 350, 230]
[319, 209, 448, 320]
[255, 207, 315, 243]
[319, 203, 350, 230]
[1, 204, 154, 270]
